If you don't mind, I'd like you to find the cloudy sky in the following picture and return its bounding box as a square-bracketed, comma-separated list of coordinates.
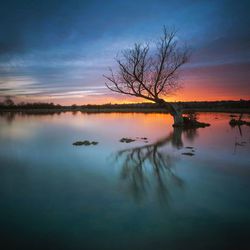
[0, 0, 249, 104]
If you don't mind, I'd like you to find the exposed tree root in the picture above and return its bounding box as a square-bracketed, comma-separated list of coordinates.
[173, 116, 210, 128]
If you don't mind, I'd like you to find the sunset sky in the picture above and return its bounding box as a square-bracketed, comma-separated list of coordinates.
[0, 0, 249, 105]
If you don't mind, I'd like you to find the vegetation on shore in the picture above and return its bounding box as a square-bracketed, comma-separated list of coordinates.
[1, 98, 250, 113]
[229, 114, 250, 126]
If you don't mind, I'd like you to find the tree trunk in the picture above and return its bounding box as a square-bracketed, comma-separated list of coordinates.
[156, 99, 184, 127]
[156, 99, 210, 128]
[172, 110, 184, 127]
[169, 103, 184, 127]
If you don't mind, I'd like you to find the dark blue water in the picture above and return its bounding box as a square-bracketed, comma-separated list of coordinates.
[0, 112, 250, 249]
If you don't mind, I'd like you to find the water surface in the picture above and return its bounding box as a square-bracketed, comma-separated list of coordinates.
[0, 112, 250, 249]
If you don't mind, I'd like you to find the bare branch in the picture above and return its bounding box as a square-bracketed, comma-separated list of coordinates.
[104, 26, 190, 105]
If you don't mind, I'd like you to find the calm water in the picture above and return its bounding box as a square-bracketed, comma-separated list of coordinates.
[0, 112, 250, 250]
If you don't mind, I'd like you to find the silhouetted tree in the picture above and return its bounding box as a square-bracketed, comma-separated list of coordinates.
[104, 26, 190, 126]
[4, 97, 14, 106]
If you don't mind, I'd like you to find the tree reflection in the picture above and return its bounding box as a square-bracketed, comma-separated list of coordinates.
[0, 111, 61, 124]
[113, 127, 199, 205]
[0, 112, 16, 124]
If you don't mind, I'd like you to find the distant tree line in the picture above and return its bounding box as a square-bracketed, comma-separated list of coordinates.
[0, 97, 249, 111]
[0, 98, 61, 109]
[79, 100, 250, 110]
[182, 100, 250, 109]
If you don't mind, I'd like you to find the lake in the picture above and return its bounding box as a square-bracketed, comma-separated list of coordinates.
[0, 112, 250, 250]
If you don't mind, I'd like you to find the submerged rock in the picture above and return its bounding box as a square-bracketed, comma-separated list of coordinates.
[73, 140, 98, 146]
[120, 138, 135, 143]
[120, 136, 149, 143]
[182, 152, 195, 156]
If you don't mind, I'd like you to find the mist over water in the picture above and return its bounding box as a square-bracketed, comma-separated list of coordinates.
[0, 112, 250, 249]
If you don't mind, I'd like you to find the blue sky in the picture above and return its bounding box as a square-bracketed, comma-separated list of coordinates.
[0, 0, 249, 104]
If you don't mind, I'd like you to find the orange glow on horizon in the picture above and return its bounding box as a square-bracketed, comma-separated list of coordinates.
[9, 80, 250, 105]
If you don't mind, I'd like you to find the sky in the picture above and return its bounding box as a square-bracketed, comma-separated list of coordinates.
[0, 0, 250, 105]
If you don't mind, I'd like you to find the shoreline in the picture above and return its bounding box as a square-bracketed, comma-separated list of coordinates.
[1, 100, 250, 114]
[1, 107, 250, 114]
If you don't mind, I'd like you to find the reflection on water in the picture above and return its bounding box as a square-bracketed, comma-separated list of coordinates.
[113, 127, 199, 205]
[0, 111, 16, 124]
[0, 112, 250, 250]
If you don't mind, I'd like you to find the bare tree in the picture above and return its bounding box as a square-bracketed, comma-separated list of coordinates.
[104, 26, 190, 126]
[4, 96, 15, 106]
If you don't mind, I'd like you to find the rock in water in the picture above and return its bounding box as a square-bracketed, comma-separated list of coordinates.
[182, 152, 195, 156]
[120, 138, 135, 143]
[73, 140, 98, 146]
